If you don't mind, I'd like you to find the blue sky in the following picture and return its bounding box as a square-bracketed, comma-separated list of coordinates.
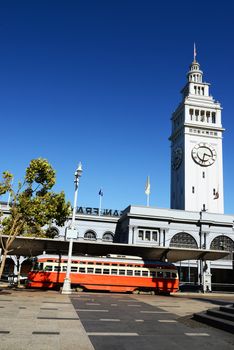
[1, 1, 234, 213]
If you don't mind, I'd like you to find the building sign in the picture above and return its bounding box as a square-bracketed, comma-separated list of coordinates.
[76, 206, 123, 217]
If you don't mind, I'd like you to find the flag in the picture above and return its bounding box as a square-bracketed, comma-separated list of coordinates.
[145, 176, 150, 195]
[99, 189, 103, 196]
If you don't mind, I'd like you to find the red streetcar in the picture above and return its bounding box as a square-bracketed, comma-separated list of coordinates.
[27, 254, 179, 294]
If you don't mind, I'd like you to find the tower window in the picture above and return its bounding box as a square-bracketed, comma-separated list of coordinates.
[202, 172, 205, 178]
[213, 189, 216, 195]
[192, 186, 195, 193]
[203, 204, 206, 211]
[212, 112, 216, 123]
[200, 110, 205, 122]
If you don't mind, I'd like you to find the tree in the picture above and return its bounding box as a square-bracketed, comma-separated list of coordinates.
[0, 158, 71, 280]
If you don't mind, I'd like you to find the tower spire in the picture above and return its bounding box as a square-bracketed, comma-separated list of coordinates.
[193, 42, 197, 62]
[186, 44, 203, 83]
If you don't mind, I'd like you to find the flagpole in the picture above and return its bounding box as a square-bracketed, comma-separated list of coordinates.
[147, 193, 150, 207]
[145, 176, 150, 207]
[98, 189, 103, 215]
[99, 194, 102, 216]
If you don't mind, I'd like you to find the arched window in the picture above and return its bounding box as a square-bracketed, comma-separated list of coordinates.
[210, 235, 234, 260]
[84, 231, 97, 240]
[170, 232, 198, 248]
[46, 227, 59, 238]
[102, 232, 114, 242]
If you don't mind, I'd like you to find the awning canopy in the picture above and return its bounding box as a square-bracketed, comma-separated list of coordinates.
[0, 235, 229, 262]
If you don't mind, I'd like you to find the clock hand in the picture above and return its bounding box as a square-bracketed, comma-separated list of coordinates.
[203, 153, 211, 160]
[201, 153, 211, 162]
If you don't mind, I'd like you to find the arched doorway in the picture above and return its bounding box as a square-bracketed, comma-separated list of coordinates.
[210, 235, 234, 288]
[170, 232, 198, 248]
[170, 232, 198, 285]
[210, 235, 234, 259]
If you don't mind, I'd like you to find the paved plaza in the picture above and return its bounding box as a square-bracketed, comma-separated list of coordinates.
[0, 287, 233, 350]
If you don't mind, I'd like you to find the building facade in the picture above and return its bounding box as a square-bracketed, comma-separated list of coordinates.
[1, 52, 233, 289]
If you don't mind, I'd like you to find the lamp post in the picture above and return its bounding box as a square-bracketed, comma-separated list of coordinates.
[61, 162, 82, 294]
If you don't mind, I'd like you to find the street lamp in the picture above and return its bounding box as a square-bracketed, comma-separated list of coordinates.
[61, 162, 82, 294]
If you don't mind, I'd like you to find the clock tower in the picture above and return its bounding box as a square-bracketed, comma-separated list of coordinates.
[170, 49, 224, 213]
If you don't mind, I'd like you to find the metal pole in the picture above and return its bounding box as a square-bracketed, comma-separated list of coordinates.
[188, 260, 190, 283]
[99, 194, 102, 216]
[147, 193, 150, 207]
[61, 163, 82, 295]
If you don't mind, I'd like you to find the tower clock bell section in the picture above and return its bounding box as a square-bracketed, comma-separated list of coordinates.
[170, 54, 224, 214]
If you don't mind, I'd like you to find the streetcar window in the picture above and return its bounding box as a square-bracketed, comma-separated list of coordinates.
[79, 267, 86, 273]
[127, 270, 133, 276]
[150, 271, 156, 277]
[134, 270, 141, 276]
[87, 268, 94, 273]
[111, 269, 118, 275]
[71, 267, 78, 272]
[63, 260, 68, 263]
[103, 269, 110, 274]
[95, 268, 102, 274]
[88, 262, 94, 265]
[142, 271, 148, 277]
[165, 272, 171, 278]
[44, 265, 53, 271]
[119, 264, 125, 267]
[63, 266, 67, 272]
[34, 262, 43, 271]
[112, 263, 117, 266]
[104, 263, 109, 266]
[47, 259, 53, 262]
[54, 266, 61, 271]
[96, 263, 102, 265]
[119, 270, 125, 275]
[157, 271, 163, 278]
[171, 272, 177, 278]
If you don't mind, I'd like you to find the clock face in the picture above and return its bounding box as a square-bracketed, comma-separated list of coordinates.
[173, 147, 183, 169]
[192, 143, 217, 166]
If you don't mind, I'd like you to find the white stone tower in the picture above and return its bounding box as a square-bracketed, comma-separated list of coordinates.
[170, 47, 224, 213]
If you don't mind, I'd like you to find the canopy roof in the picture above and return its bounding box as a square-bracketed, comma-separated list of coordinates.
[0, 236, 229, 262]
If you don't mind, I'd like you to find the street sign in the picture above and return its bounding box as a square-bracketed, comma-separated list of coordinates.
[65, 227, 78, 239]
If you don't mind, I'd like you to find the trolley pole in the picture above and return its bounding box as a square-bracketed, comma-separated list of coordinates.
[61, 162, 82, 294]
